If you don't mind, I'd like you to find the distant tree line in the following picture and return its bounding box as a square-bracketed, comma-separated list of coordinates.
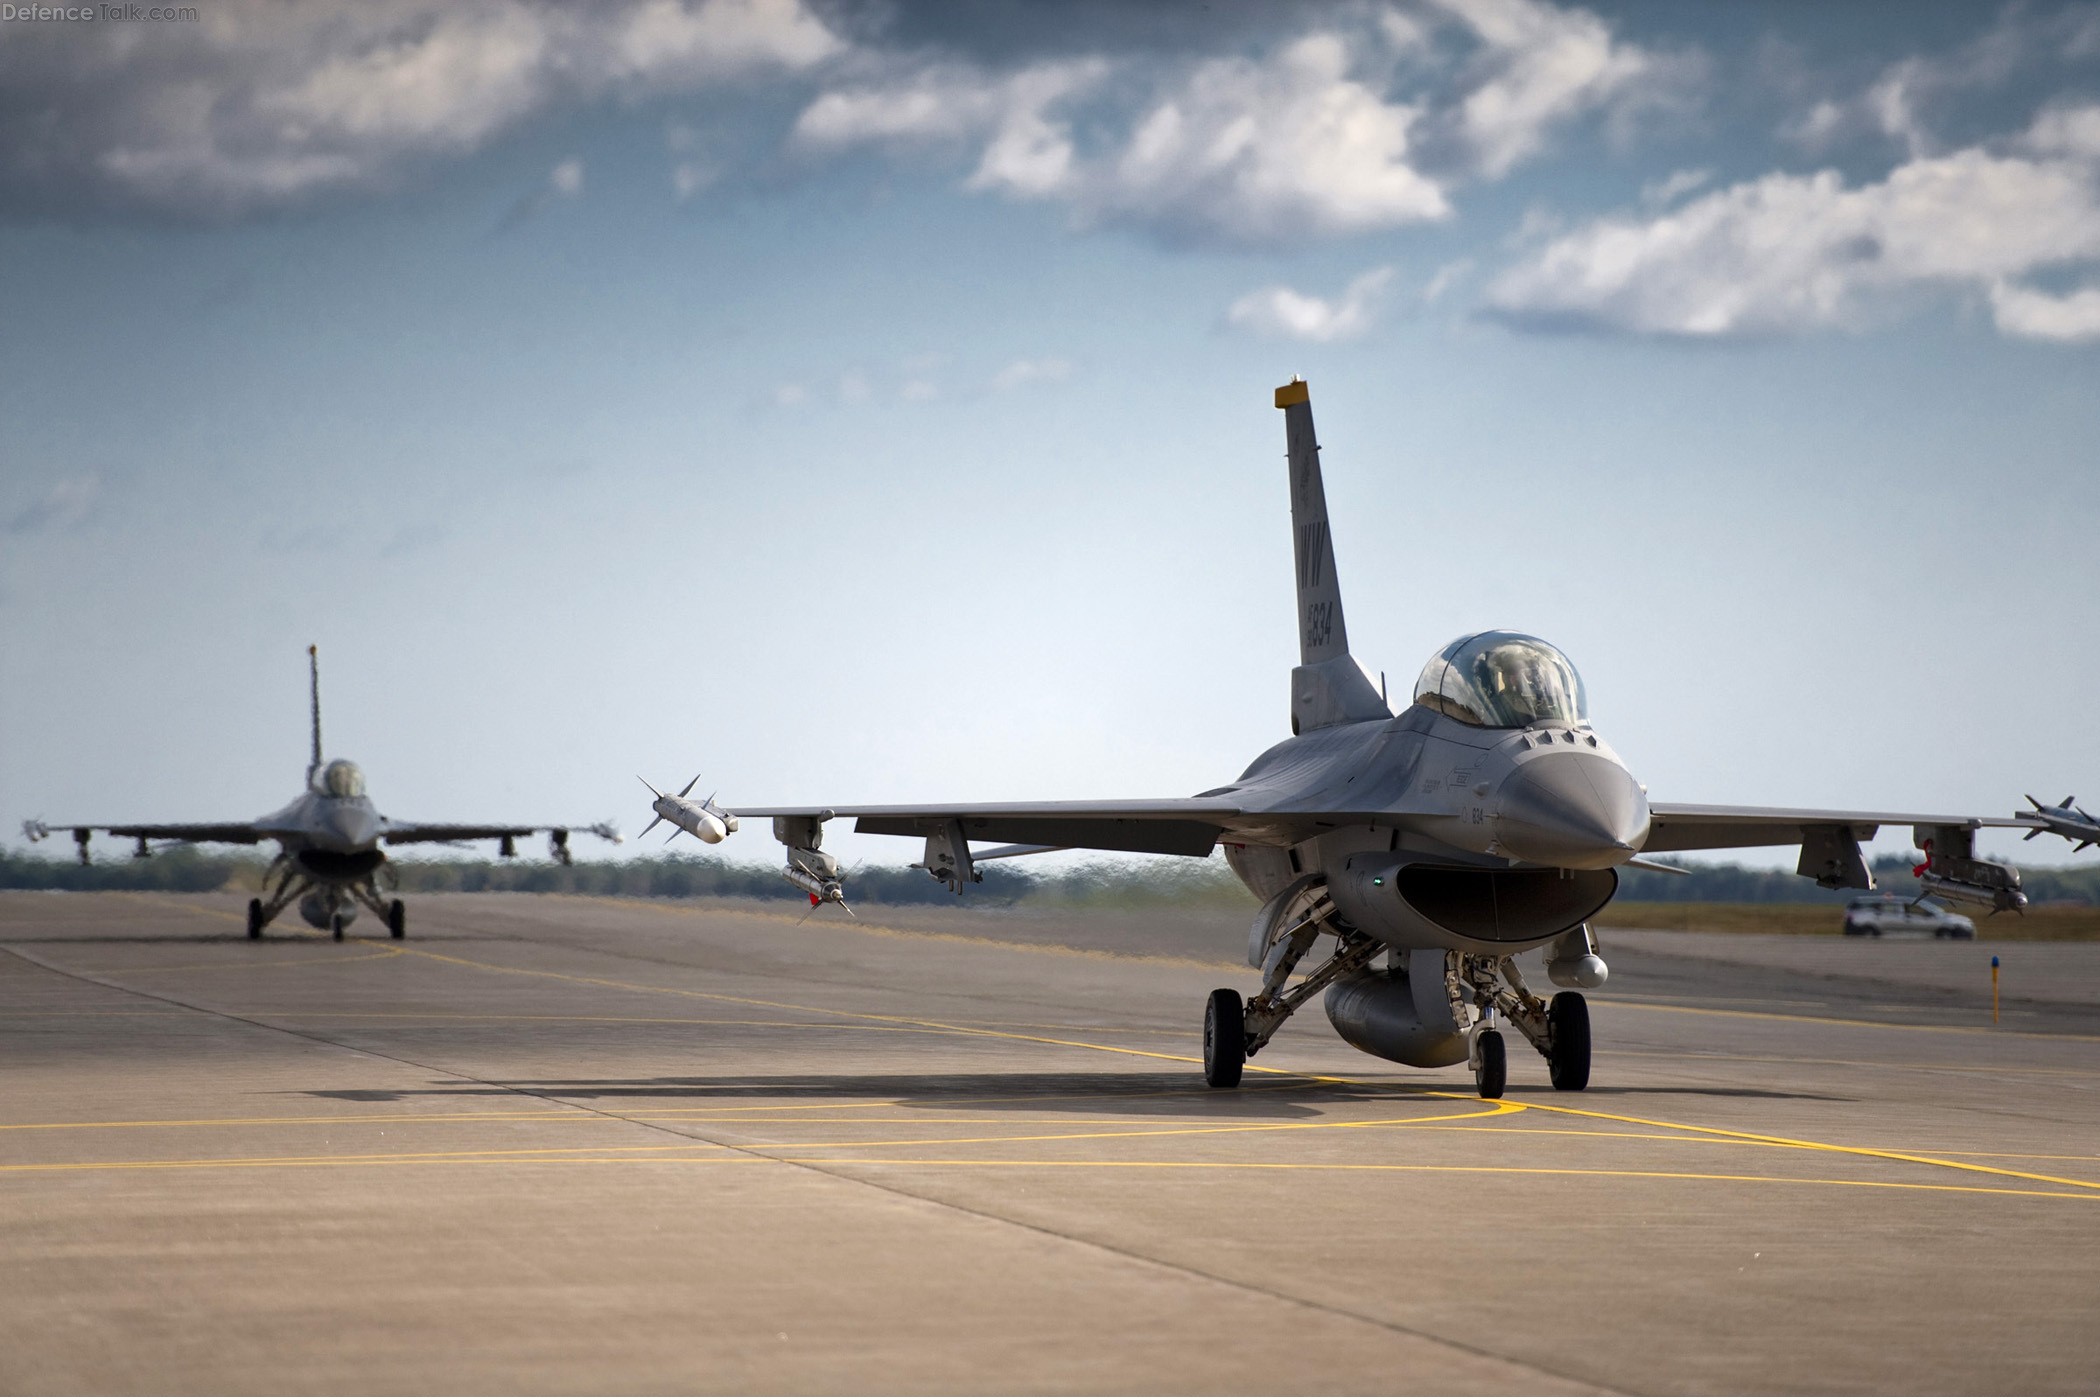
[6, 847, 2096, 906]
[1618, 854, 2100, 906]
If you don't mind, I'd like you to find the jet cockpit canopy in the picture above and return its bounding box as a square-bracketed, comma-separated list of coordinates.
[1413, 632, 1587, 728]
[317, 758, 367, 798]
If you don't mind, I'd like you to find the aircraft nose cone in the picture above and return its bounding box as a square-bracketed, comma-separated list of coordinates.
[318, 804, 379, 851]
[1493, 751, 1650, 870]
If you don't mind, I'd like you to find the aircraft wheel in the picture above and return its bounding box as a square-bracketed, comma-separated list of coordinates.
[246, 898, 264, 940]
[1473, 1029, 1507, 1099]
[1203, 988, 1245, 1088]
[1548, 991, 1591, 1092]
[331, 915, 345, 942]
[388, 900, 406, 940]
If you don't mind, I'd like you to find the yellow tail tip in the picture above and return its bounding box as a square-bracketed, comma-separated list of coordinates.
[1274, 379, 1309, 408]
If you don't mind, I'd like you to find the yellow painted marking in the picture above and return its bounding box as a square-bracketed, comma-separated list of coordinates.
[12, 1147, 2085, 1200]
[1605, 997, 2100, 1044]
[541, 893, 1244, 973]
[385, 941, 2100, 1195]
[98, 947, 409, 975]
[31, 897, 2099, 1201]
[392, 942, 1218, 1070]
[0, 1142, 756, 1173]
[747, 1102, 1522, 1152]
[778, 1158, 2100, 1201]
[1502, 1099, 2100, 1193]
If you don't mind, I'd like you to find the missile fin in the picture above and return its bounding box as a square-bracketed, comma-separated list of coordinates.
[678, 773, 703, 799]
[638, 775, 664, 798]
[639, 815, 662, 838]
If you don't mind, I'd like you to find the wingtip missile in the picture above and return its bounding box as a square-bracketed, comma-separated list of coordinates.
[2017, 794, 2100, 852]
[641, 773, 739, 845]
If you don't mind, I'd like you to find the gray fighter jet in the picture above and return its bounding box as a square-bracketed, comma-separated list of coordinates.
[25, 647, 619, 941]
[723, 381, 2072, 1097]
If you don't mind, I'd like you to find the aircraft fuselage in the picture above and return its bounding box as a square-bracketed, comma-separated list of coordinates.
[1219, 703, 1650, 957]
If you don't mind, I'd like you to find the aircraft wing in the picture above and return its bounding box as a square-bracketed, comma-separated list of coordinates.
[1644, 803, 2039, 853]
[382, 821, 621, 847]
[24, 820, 268, 847]
[732, 801, 1243, 857]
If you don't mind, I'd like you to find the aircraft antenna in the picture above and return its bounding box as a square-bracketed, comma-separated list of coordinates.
[307, 645, 323, 786]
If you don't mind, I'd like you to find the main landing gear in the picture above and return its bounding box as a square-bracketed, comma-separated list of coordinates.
[247, 898, 265, 940]
[387, 899, 406, 940]
[1546, 991, 1590, 1092]
[1204, 988, 1246, 1088]
[1202, 950, 1593, 1096]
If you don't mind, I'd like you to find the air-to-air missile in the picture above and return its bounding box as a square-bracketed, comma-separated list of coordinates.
[2020, 795, 2100, 853]
[638, 775, 739, 845]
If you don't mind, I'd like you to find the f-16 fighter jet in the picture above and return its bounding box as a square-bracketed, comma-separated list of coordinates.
[722, 381, 2073, 1098]
[25, 647, 619, 941]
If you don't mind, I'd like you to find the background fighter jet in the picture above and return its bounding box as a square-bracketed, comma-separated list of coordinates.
[716, 381, 2076, 1099]
[25, 647, 619, 941]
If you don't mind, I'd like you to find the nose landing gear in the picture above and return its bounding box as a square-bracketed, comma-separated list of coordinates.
[1471, 1028, 1507, 1099]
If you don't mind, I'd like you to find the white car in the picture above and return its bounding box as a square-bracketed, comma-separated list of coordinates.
[1842, 895, 1976, 938]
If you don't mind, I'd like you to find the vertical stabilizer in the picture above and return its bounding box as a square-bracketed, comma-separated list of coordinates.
[1275, 380, 1389, 734]
[306, 645, 323, 786]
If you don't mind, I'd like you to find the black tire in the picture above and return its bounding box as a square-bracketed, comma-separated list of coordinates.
[1548, 991, 1592, 1092]
[1203, 988, 1245, 1089]
[1473, 1030, 1507, 1099]
[247, 898, 264, 940]
[388, 900, 406, 940]
[331, 915, 345, 942]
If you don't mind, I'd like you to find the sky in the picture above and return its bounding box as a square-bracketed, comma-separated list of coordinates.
[2, 0, 2096, 878]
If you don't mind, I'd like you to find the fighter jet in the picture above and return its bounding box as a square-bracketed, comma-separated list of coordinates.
[24, 647, 620, 941]
[717, 381, 2069, 1098]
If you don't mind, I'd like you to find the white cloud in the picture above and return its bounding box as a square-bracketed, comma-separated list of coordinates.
[1640, 167, 1710, 208]
[0, 0, 844, 219]
[1988, 280, 2100, 342]
[1080, 35, 1447, 242]
[789, 1, 1666, 247]
[497, 156, 585, 230]
[1422, 258, 1474, 301]
[991, 358, 1074, 391]
[772, 383, 810, 408]
[1431, 0, 1654, 177]
[793, 40, 1450, 245]
[1227, 267, 1395, 342]
[1487, 106, 2100, 341]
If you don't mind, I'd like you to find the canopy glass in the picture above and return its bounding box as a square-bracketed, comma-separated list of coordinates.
[1412, 632, 1587, 728]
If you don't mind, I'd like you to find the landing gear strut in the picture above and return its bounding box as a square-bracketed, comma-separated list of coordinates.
[387, 899, 406, 940]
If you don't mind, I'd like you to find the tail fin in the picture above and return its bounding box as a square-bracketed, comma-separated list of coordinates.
[306, 645, 323, 786]
[1276, 380, 1390, 734]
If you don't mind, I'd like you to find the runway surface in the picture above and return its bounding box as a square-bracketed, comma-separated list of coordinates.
[3, 890, 2096, 1395]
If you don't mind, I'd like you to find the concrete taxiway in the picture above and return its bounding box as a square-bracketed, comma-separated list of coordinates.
[3, 890, 2096, 1395]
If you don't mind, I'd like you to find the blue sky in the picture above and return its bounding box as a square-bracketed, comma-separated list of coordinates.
[2, 0, 2096, 874]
